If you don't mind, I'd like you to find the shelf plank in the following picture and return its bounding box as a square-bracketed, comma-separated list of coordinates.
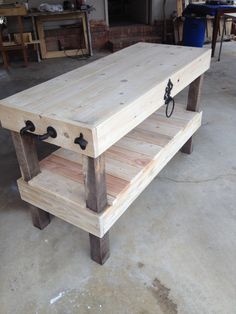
[18, 104, 202, 237]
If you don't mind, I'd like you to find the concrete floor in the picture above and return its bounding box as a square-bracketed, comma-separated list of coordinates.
[0, 43, 235, 314]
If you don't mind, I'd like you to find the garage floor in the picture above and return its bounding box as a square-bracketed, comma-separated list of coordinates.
[0, 43, 235, 314]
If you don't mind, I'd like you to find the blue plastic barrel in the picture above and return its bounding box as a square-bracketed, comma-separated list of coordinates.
[183, 17, 206, 48]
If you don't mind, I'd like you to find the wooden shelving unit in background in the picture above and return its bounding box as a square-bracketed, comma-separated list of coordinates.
[0, 5, 28, 69]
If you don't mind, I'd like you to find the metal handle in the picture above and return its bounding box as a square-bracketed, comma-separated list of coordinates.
[20, 120, 35, 135]
[20, 122, 57, 141]
[74, 133, 88, 150]
[37, 127, 57, 141]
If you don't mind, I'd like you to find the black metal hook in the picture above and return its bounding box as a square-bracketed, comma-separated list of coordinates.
[20, 120, 35, 135]
[165, 98, 175, 118]
[74, 133, 88, 150]
[37, 127, 57, 141]
[164, 79, 175, 118]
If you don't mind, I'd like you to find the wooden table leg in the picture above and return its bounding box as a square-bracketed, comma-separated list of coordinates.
[11, 131, 50, 229]
[181, 75, 203, 154]
[85, 11, 93, 56]
[83, 155, 110, 265]
[218, 15, 227, 62]
[17, 16, 28, 67]
[212, 11, 221, 58]
[0, 25, 9, 69]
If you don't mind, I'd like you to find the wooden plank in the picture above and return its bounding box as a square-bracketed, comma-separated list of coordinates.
[11, 132, 40, 181]
[181, 75, 203, 154]
[81, 13, 89, 54]
[17, 16, 28, 67]
[18, 104, 202, 237]
[44, 49, 87, 59]
[11, 132, 50, 229]
[0, 105, 95, 156]
[0, 6, 27, 16]
[100, 112, 202, 235]
[40, 154, 127, 199]
[18, 178, 101, 236]
[176, 0, 183, 17]
[36, 19, 47, 59]
[0, 43, 211, 157]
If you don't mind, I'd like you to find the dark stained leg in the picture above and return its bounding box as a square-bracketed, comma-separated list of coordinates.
[83, 155, 110, 264]
[181, 75, 203, 154]
[212, 11, 221, 58]
[89, 232, 110, 265]
[30, 205, 51, 230]
[11, 131, 50, 229]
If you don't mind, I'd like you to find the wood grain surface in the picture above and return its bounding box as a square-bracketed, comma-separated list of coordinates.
[0, 43, 211, 157]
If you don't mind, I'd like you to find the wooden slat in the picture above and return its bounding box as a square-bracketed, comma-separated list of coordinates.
[100, 111, 202, 235]
[0, 43, 211, 157]
[40, 154, 128, 199]
[18, 104, 202, 237]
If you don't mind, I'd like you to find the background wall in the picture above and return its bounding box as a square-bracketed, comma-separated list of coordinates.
[151, 0, 177, 22]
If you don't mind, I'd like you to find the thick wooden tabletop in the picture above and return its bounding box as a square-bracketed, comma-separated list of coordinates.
[0, 43, 211, 157]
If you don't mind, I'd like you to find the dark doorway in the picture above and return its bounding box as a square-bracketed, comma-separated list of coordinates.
[108, 0, 150, 26]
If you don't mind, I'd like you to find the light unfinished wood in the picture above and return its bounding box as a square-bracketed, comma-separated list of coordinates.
[18, 104, 202, 237]
[0, 43, 211, 157]
[0, 5, 27, 16]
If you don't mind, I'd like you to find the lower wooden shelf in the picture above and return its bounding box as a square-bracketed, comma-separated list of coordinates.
[18, 104, 202, 237]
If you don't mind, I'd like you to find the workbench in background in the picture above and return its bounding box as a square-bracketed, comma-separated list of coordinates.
[0, 7, 93, 66]
[29, 9, 92, 59]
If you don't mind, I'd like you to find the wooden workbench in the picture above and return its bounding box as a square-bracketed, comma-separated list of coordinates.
[0, 43, 211, 264]
[29, 10, 93, 59]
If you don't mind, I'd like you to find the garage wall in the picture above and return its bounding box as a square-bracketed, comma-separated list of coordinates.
[151, 0, 177, 22]
[86, 0, 106, 20]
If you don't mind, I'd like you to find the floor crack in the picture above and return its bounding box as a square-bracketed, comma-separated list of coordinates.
[158, 173, 236, 184]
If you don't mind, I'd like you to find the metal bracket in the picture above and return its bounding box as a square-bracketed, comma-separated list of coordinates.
[164, 79, 175, 118]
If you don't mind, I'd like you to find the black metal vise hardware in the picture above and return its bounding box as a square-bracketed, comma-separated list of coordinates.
[37, 127, 57, 141]
[20, 121, 57, 141]
[164, 79, 175, 118]
[74, 133, 88, 150]
[20, 120, 35, 135]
